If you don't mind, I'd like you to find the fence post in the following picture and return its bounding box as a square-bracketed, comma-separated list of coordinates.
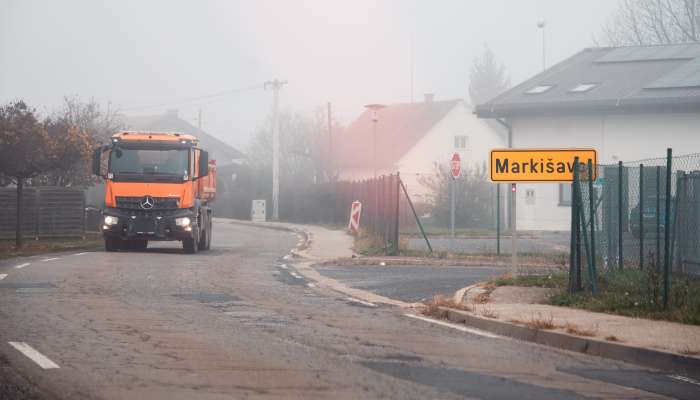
[656, 166, 661, 270]
[496, 184, 501, 256]
[670, 171, 682, 273]
[618, 161, 623, 269]
[399, 179, 432, 253]
[587, 159, 597, 291]
[392, 173, 400, 256]
[663, 148, 672, 310]
[639, 164, 644, 270]
[568, 168, 577, 293]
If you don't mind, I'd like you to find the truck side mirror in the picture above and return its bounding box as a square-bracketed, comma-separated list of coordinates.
[198, 151, 209, 178]
[92, 147, 103, 176]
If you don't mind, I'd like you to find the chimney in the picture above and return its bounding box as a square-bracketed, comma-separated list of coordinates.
[424, 93, 434, 103]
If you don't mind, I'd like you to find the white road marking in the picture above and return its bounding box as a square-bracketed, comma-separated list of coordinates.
[0, 274, 7, 281]
[290, 272, 303, 279]
[14, 263, 30, 269]
[283, 255, 293, 260]
[669, 375, 700, 386]
[73, 252, 88, 256]
[307, 283, 317, 288]
[403, 313, 501, 339]
[41, 257, 59, 262]
[279, 264, 288, 269]
[7, 342, 60, 369]
[345, 297, 377, 308]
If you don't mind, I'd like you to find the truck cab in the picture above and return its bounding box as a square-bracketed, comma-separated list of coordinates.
[92, 131, 216, 253]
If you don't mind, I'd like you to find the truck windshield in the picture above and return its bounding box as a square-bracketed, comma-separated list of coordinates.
[109, 147, 189, 182]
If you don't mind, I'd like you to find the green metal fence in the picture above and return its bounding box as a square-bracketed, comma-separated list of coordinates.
[571, 149, 700, 308]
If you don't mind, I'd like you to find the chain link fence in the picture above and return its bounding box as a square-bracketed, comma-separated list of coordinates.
[573, 149, 700, 308]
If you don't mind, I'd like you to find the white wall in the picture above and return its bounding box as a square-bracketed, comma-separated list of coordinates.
[511, 112, 700, 231]
[397, 102, 506, 202]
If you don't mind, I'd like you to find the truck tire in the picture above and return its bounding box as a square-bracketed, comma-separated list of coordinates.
[183, 230, 199, 254]
[198, 223, 208, 251]
[105, 237, 122, 252]
[205, 223, 212, 250]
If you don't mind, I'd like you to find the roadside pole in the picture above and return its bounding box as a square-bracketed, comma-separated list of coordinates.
[511, 183, 518, 277]
[450, 153, 461, 254]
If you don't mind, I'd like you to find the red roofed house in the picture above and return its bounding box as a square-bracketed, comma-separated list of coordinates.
[335, 95, 505, 201]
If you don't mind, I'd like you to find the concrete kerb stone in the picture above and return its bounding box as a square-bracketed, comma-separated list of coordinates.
[442, 307, 700, 379]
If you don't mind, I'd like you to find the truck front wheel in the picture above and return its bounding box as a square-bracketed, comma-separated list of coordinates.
[105, 237, 122, 252]
[182, 231, 199, 254]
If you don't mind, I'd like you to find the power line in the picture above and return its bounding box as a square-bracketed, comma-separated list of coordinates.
[118, 83, 265, 112]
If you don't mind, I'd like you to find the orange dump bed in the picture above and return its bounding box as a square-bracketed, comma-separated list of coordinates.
[198, 160, 216, 201]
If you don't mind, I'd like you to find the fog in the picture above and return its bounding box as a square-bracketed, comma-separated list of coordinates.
[1, 0, 618, 151]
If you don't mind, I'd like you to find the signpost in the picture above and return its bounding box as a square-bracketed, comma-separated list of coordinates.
[490, 148, 598, 276]
[450, 153, 461, 251]
[348, 201, 362, 233]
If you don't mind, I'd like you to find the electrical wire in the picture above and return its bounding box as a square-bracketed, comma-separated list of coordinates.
[118, 83, 265, 112]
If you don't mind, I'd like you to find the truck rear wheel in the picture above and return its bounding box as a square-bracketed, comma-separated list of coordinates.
[105, 237, 122, 252]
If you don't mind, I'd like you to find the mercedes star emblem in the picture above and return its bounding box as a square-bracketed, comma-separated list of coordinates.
[140, 195, 155, 210]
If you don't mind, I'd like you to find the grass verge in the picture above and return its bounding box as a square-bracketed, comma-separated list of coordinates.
[0, 235, 102, 259]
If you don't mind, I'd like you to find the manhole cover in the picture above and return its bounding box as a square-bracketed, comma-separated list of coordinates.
[173, 292, 241, 303]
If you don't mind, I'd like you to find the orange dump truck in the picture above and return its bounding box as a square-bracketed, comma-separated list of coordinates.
[92, 131, 216, 253]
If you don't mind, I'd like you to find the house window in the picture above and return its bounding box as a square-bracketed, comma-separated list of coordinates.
[525, 189, 535, 205]
[559, 183, 572, 206]
[454, 135, 468, 150]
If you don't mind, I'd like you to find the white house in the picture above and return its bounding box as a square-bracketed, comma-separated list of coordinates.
[336, 95, 505, 202]
[476, 43, 700, 231]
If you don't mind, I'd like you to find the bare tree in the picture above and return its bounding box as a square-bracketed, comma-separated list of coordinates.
[602, 0, 700, 46]
[468, 43, 510, 106]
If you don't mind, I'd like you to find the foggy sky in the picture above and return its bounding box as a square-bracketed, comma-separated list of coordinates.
[1, 0, 620, 151]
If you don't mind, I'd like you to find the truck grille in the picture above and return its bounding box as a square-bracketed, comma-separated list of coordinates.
[115, 196, 179, 210]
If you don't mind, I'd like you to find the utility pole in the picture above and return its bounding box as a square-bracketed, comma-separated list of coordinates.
[265, 79, 287, 221]
[327, 102, 333, 181]
[197, 108, 202, 132]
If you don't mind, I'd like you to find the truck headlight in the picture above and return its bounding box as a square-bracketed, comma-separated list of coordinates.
[104, 215, 119, 225]
[175, 217, 191, 227]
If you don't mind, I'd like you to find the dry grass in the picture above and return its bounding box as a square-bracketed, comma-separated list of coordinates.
[564, 322, 598, 337]
[479, 305, 499, 319]
[605, 335, 622, 342]
[526, 313, 557, 330]
[420, 295, 472, 319]
[681, 347, 700, 356]
[0, 236, 102, 259]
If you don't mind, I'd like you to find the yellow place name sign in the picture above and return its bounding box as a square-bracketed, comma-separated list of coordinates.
[490, 148, 597, 182]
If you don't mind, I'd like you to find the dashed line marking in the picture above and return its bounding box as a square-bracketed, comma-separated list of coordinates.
[0, 274, 7, 281]
[279, 264, 288, 270]
[14, 263, 30, 269]
[41, 257, 59, 262]
[669, 375, 700, 386]
[7, 342, 60, 369]
[73, 252, 88, 256]
[403, 313, 501, 339]
[283, 255, 293, 261]
[307, 282, 317, 288]
[345, 297, 377, 308]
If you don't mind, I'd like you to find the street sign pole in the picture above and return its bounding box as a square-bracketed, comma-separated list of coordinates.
[450, 153, 461, 253]
[511, 183, 517, 277]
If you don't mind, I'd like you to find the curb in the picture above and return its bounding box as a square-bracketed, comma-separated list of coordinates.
[442, 307, 700, 379]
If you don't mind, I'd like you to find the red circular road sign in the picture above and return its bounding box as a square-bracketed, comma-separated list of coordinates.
[450, 153, 461, 179]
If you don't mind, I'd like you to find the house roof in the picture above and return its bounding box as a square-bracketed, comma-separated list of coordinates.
[120, 110, 245, 165]
[475, 43, 700, 118]
[335, 99, 462, 170]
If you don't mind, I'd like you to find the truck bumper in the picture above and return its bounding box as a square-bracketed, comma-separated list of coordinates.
[101, 208, 196, 241]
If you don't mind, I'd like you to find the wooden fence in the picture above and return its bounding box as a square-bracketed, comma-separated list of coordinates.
[0, 187, 86, 239]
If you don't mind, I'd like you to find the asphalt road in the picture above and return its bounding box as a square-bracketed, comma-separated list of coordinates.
[0, 220, 698, 399]
[314, 264, 504, 303]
